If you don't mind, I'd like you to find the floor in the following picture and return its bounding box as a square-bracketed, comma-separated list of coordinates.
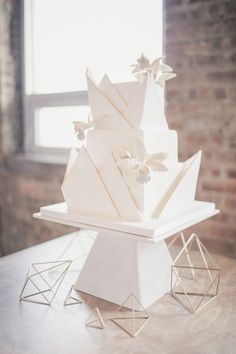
[0, 231, 235, 354]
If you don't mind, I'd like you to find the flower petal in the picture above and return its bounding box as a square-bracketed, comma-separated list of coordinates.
[73, 121, 88, 132]
[137, 53, 150, 69]
[135, 72, 146, 82]
[130, 138, 146, 162]
[147, 152, 169, 163]
[150, 58, 162, 73]
[159, 72, 177, 81]
[149, 161, 168, 172]
[118, 158, 138, 171]
[159, 63, 174, 72]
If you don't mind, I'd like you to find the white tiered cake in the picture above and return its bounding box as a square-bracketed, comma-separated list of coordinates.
[35, 56, 218, 309]
[61, 56, 203, 223]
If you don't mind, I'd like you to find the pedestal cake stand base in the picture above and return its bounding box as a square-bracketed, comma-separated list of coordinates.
[75, 232, 172, 310]
[34, 201, 219, 310]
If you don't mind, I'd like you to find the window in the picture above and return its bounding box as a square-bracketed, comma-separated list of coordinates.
[23, 0, 163, 156]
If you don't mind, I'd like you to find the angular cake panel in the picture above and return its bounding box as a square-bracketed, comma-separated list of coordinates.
[114, 81, 140, 104]
[152, 151, 202, 220]
[99, 153, 142, 221]
[87, 70, 167, 130]
[61, 146, 119, 220]
[126, 162, 183, 218]
[63, 148, 79, 180]
[86, 72, 131, 129]
[123, 72, 167, 130]
[99, 74, 127, 113]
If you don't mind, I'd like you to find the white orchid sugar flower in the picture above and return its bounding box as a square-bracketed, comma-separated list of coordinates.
[73, 113, 93, 141]
[73, 114, 107, 141]
[115, 139, 169, 184]
[73, 121, 91, 141]
[131, 53, 177, 87]
[151, 57, 177, 87]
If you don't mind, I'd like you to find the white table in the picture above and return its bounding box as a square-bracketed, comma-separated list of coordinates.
[1, 234, 235, 354]
[34, 201, 219, 309]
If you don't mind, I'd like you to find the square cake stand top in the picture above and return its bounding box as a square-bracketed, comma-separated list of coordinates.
[34, 201, 219, 243]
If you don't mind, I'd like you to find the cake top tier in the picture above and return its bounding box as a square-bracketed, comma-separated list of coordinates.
[85, 54, 176, 131]
[73, 55, 176, 139]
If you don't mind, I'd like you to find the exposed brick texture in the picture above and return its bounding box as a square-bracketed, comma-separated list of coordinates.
[0, 0, 235, 256]
[0, 0, 75, 255]
[165, 0, 236, 256]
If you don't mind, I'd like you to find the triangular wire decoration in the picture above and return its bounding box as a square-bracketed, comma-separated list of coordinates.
[64, 285, 83, 306]
[86, 307, 105, 329]
[168, 232, 195, 279]
[110, 293, 151, 337]
[170, 233, 220, 314]
[56, 230, 95, 265]
[20, 260, 72, 306]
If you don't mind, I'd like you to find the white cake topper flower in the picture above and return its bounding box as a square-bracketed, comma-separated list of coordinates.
[115, 139, 169, 184]
[73, 114, 107, 141]
[131, 53, 177, 87]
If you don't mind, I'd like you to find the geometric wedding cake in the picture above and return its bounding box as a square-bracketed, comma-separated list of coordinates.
[61, 54, 202, 222]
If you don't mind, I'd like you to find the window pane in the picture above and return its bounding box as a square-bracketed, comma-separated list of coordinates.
[35, 106, 90, 148]
[28, 0, 163, 93]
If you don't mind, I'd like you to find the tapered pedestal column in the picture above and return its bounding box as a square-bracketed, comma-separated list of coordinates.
[75, 232, 173, 310]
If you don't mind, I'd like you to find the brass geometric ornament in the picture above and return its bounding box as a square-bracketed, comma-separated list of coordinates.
[20, 260, 72, 305]
[86, 307, 105, 329]
[64, 285, 83, 306]
[170, 233, 220, 314]
[110, 293, 151, 337]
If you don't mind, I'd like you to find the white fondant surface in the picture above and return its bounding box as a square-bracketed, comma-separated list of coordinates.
[123, 73, 167, 129]
[86, 129, 178, 169]
[99, 153, 142, 221]
[35, 201, 218, 240]
[153, 151, 202, 219]
[59, 71, 211, 223]
[61, 147, 119, 220]
[87, 71, 167, 130]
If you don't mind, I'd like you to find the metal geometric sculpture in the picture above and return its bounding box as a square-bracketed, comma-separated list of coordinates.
[168, 231, 195, 275]
[86, 307, 105, 329]
[64, 285, 83, 306]
[20, 260, 72, 305]
[170, 233, 220, 314]
[56, 231, 95, 264]
[110, 293, 151, 337]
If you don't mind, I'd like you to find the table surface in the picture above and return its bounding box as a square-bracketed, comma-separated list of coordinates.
[0, 231, 235, 354]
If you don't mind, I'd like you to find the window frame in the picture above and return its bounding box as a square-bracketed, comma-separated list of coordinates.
[22, 0, 89, 157]
[21, 0, 164, 157]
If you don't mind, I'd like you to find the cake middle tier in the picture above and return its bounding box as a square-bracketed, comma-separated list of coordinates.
[85, 129, 178, 170]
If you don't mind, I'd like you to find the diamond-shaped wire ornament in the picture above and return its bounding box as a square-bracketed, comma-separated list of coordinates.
[170, 233, 220, 314]
[20, 260, 72, 305]
[110, 293, 151, 337]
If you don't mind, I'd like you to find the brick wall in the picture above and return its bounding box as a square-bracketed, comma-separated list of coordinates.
[165, 0, 236, 256]
[0, 0, 235, 256]
[0, 0, 75, 255]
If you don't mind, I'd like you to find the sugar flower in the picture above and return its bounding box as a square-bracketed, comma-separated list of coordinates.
[131, 53, 177, 87]
[73, 114, 107, 141]
[114, 139, 168, 184]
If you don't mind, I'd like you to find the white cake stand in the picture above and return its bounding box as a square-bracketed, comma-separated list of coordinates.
[34, 201, 219, 310]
